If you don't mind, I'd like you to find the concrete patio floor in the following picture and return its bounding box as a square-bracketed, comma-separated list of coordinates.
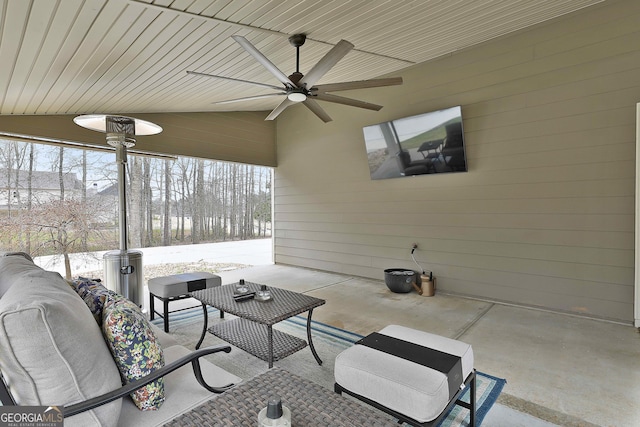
[36, 239, 639, 426]
[215, 263, 637, 427]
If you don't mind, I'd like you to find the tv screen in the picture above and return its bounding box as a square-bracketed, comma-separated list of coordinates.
[362, 106, 467, 180]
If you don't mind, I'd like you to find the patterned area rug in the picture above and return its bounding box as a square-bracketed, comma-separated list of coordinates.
[152, 306, 506, 427]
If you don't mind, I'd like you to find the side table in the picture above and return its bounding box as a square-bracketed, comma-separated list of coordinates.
[191, 282, 325, 368]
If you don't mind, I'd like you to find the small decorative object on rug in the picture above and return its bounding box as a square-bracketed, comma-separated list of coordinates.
[234, 279, 249, 295]
[256, 285, 272, 302]
[258, 396, 291, 427]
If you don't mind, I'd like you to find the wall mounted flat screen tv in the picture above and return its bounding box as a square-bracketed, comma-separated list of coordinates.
[362, 106, 467, 180]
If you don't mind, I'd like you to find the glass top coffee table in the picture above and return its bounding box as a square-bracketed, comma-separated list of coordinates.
[166, 366, 395, 427]
[190, 281, 326, 368]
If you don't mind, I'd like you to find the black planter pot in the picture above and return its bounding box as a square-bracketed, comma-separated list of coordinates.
[384, 268, 417, 293]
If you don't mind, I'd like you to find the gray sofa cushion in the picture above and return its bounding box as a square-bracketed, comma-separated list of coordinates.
[0, 257, 123, 427]
[151, 323, 179, 348]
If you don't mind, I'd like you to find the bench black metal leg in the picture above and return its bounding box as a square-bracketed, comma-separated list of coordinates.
[470, 371, 476, 427]
[149, 293, 155, 320]
[163, 298, 170, 332]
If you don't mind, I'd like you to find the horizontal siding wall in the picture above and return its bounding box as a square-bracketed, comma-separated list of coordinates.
[273, 0, 640, 322]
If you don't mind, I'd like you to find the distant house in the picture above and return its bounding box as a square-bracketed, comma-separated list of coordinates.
[0, 169, 84, 211]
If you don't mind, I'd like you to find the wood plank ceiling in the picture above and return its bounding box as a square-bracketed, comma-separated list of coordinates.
[0, 0, 605, 117]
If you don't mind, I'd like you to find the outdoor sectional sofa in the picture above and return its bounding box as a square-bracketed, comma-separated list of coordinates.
[0, 251, 241, 426]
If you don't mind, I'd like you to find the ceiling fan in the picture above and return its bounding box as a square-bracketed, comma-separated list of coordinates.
[187, 34, 402, 123]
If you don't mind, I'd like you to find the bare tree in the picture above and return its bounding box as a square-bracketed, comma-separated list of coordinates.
[128, 156, 143, 248]
[231, 164, 237, 239]
[58, 146, 65, 201]
[221, 162, 229, 240]
[162, 158, 172, 246]
[245, 164, 254, 238]
[0, 139, 272, 258]
[0, 141, 21, 220]
[192, 159, 205, 244]
[2, 197, 106, 279]
[144, 158, 153, 246]
[251, 168, 270, 237]
[25, 143, 35, 252]
[173, 158, 194, 242]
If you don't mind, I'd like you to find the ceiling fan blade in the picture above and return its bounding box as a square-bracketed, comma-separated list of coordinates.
[265, 98, 295, 121]
[187, 71, 283, 91]
[314, 93, 382, 111]
[302, 98, 333, 123]
[299, 39, 354, 89]
[313, 77, 403, 93]
[231, 35, 296, 88]
[215, 93, 286, 105]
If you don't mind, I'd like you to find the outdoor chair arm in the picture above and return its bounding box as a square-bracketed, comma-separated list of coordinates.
[60, 344, 234, 418]
[0, 374, 16, 406]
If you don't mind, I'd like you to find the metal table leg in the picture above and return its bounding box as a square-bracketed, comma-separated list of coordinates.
[195, 302, 209, 350]
[307, 308, 322, 365]
[268, 325, 274, 368]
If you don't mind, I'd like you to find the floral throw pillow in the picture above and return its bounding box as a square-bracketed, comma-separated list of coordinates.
[69, 277, 116, 324]
[102, 294, 166, 411]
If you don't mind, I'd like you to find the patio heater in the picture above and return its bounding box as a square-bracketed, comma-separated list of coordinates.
[73, 114, 162, 306]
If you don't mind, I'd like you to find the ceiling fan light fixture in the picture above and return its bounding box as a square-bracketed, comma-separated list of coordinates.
[287, 92, 307, 103]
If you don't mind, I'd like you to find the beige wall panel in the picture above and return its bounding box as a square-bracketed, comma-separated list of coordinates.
[275, 174, 633, 200]
[275, 196, 633, 216]
[277, 239, 632, 286]
[276, 227, 633, 253]
[276, 249, 632, 320]
[0, 111, 276, 166]
[441, 278, 632, 320]
[277, 234, 632, 268]
[273, 0, 640, 322]
[274, 211, 632, 233]
[410, 50, 640, 113]
[275, 171, 634, 203]
[473, 126, 633, 157]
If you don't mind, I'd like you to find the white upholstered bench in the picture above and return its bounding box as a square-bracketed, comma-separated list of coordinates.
[148, 272, 221, 332]
[334, 325, 476, 427]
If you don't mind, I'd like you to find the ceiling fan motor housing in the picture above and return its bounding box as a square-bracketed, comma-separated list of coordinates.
[288, 33, 307, 47]
[288, 71, 304, 85]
